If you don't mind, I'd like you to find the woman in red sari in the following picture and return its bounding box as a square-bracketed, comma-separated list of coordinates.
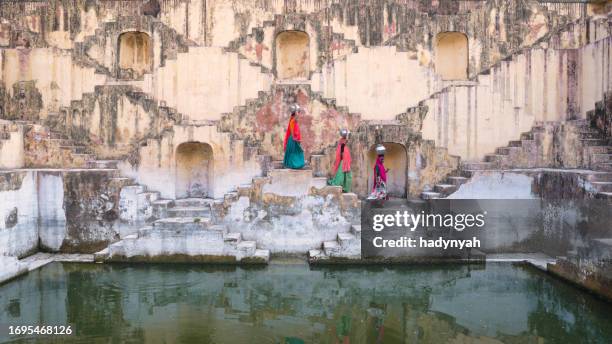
[327, 129, 352, 192]
[283, 104, 305, 169]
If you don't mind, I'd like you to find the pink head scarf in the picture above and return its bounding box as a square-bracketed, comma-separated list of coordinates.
[372, 155, 387, 191]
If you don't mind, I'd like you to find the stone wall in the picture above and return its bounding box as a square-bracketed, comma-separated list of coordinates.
[0, 171, 38, 258]
[422, 16, 612, 162]
[0, 169, 126, 255]
[447, 170, 612, 257]
[126, 123, 264, 199]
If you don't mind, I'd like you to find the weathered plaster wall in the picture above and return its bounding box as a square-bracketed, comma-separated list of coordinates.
[422, 18, 612, 162]
[1, 48, 100, 117]
[0, 169, 124, 256]
[127, 123, 263, 199]
[0, 121, 24, 169]
[447, 170, 612, 257]
[152, 46, 273, 121]
[222, 172, 360, 254]
[311, 46, 435, 120]
[0, 0, 586, 127]
[0, 171, 38, 258]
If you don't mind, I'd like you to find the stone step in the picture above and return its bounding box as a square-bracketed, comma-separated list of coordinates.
[224, 232, 242, 244]
[508, 140, 522, 147]
[461, 161, 495, 170]
[596, 192, 612, 199]
[586, 173, 612, 182]
[484, 154, 505, 164]
[311, 177, 328, 189]
[350, 224, 361, 237]
[519, 139, 536, 148]
[60, 145, 90, 154]
[591, 154, 612, 163]
[153, 216, 212, 230]
[309, 249, 325, 259]
[496, 146, 522, 155]
[337, 233, 356, 247]
[151, 199, 174, 219]
[447, 176, 469, 186]
[152, 199, 175, 207]
[421, 191, 441, 200]
[123, 184, 146, 194]
[136, 226, 153, 237]
[272, 160, 311, 170]
[434, 184, 457, 196]
[252, 249, 270, 263]
[236, 184, 252, 196]
[93, 248, 109, 262]
[323, 241, 340, 256]
[591, 182, 612, 193]
[138, 191, 159, 204]
[174, 198, 214, 207]
[167, 206, 210, 217]
[87, 160, 120, 169]
[580, 131, 604, 139]
[48, 138, 74, 146]
[49, 132, 68, 139]
[594, 162, 612, 172]
[586, 146, 612, 155]
[237, 241, 256, 256]
[591, 238, 612, 251]
[581, 138, 608, 146]
[520, 132, 534, 140]
[107, 241, 125, 256]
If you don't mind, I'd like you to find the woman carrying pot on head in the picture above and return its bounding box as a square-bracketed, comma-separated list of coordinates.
[327, 129, 352, 192]
[368, 144, 389, 200]
[283, 104, 306, 169]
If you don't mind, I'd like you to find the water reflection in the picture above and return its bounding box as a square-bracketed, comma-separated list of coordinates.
[0, 262, 611, 343]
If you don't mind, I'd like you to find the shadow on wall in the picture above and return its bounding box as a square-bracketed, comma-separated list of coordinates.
[367, 143, 407, 198]
[275, 31, 310, 80]
[175, 142, 213, 199]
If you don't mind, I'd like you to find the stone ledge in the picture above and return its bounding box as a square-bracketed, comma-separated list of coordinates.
[1, 253, 94, 285]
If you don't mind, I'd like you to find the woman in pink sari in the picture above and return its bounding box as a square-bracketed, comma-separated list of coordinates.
[368, 145, 388, 200]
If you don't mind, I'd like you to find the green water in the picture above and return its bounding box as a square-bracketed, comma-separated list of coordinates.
[0, 262, 611, 344]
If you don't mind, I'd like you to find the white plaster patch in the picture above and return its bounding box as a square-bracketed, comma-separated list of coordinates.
[448, 172, 537, 199]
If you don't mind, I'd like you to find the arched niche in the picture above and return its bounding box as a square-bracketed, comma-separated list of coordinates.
[435, 32, 468, 80]
[367, 143, 408, 198]
[118, 31, 152, 78]
[175, 142, 213, 198]
[275, 30, 310, 80]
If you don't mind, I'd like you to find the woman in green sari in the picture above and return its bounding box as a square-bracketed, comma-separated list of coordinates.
[327, 129, 352, 192]
[283, 104, 306, 169]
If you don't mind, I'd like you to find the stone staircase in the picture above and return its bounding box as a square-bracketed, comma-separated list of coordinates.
[308, 224, 361, 262]
[92, 137, 360, 264]
[549, 237, 612, 300]
[421, 115, 612, 200]
[95, 179, 270, 264]
[22, 123, 97, 168]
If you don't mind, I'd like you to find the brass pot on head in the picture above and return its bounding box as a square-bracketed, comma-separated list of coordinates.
[375, 144, 386, 156]
[289, 104, 301, 114]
